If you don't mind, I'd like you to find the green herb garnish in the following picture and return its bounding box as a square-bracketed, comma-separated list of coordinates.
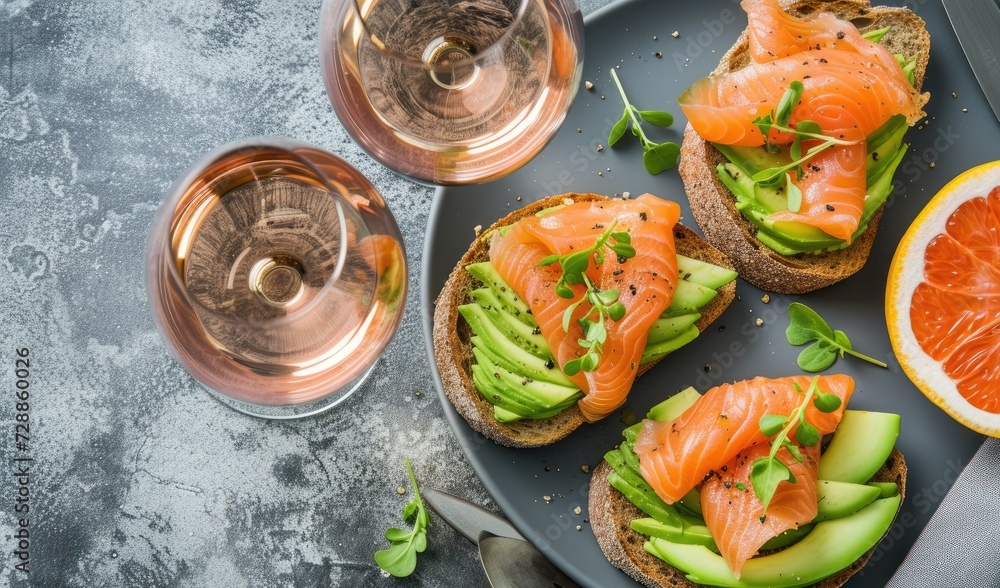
[608, 68, 680, 175]
[375, 459, 429, 578]
[537, 221, 635, 374]
[750, 377, 842, 511]
[785, 302, 888, 372]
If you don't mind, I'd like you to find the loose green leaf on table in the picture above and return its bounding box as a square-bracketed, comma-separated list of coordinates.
[375, 459, 429, 578]
[608, 69, 680, 175]
[785, 302, 888, 372]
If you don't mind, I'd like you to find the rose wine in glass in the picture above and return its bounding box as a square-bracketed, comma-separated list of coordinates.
[147, 139, 407, 418]
[320, 0, 584, 185]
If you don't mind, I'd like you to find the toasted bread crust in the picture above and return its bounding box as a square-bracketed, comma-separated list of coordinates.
[589, 448, 907, 588]
[680, 0, 930, 294]
[432, 193, 736, 448]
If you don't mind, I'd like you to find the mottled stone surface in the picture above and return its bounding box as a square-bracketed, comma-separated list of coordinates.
[0, 0, 610, 586]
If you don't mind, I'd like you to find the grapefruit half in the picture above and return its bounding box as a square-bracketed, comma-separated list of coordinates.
[887, 161, 1000, 437]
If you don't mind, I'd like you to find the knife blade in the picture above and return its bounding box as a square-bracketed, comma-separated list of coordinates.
[422, 488, 524, 544]
[422, 488, 582, 588]
[942, 0, 1000, 122]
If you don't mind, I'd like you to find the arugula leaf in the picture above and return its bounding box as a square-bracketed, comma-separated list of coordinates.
[375, 459, 429, 578]
[786, 303, 888, 372]
[608, 69, 680, 175]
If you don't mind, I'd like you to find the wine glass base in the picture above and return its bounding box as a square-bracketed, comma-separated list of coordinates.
[203, 360, 379, 420]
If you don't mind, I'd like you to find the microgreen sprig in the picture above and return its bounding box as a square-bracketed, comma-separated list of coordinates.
[537, 221, 635, 374]
[607, 68, 680, 175]
[375, 459, 429, 578]
[537, 220, 635, 299]
[750, 80, 855, 187]
[560, 274, 626, 375]
[786, 302, 889, 372]
[750, 377, 842, 511]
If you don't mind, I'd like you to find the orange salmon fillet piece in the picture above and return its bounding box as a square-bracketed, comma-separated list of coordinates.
[633, 374, 853, 503]
[488, 194, 680, 422]
[743, 0, 903, 75]
[678, 49, 922, 147]
[701, 442, 820, 578]
[768, 142, 867, 242]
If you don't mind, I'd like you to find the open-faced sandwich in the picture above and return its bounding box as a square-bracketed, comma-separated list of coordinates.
[433, 193, 737, 447]
[679, 0, 930, 293]
[589, 374, 905, 587]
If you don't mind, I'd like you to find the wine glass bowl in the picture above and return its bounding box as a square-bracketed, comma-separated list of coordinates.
[320, 0, 584, 184]
[147, 139, 407, 418]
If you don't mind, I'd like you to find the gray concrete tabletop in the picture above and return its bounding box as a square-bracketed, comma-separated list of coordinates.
[0, 0, 613, 586]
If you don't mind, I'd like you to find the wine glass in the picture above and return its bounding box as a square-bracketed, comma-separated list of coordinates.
[146, 138, 407, 418]
[320, 0, 584, 185]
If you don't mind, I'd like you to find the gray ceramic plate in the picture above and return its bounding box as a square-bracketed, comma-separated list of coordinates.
[422, 0, 991, 585]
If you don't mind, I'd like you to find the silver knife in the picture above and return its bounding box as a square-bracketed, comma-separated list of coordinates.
[423, 488, 582, 588]
[942, 0, 1000, 122]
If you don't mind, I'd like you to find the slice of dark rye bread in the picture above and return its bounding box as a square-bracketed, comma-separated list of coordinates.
[590, 448, 907, 588]
[679, 0, 930, 294]
[432, 193, 737, 448]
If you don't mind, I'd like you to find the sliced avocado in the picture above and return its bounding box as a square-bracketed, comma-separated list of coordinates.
[641, 326, 700, 365]
[472, 348, 581, 410]
[867, 115, 907, 179]
[677, 486, 703, 517]
[868, 482, 899, 499]
[468, 290, 552, 359]
[665, 280, 718, 316]
[677, 255, 739, 290]
[648, 313, 702, 344]
[759, 524, 814, 551]
[647, 495, 901, 588]
[714, 113, 911, 256]
[458, 303, 548, 359]
[493, 401, 573, 423]
[606, 469, 684, 527]
[471, 335, 573, 387]
[471, 364, 544, 416]
[465, 262, 536, 327]
[818, 410, 900, 484]
[647, 387, 702, 421]
[713, 143, 791, 177]
[815, 480, 882, 521]
[632, 518, 717, 551]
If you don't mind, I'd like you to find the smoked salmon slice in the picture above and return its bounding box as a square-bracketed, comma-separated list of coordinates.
[678, 50, 923, 147]
[769, 142, 868, 242]
[633, 374, 853, 503]
[700, 442, 820, 578]
[743, 0, 903, 75]
[489, 194, 680, 422]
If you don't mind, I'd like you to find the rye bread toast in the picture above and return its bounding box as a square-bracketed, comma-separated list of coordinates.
[589, 449, 906, 588]
[680, 0, 930, 294]
[432, 193, 736, 448]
